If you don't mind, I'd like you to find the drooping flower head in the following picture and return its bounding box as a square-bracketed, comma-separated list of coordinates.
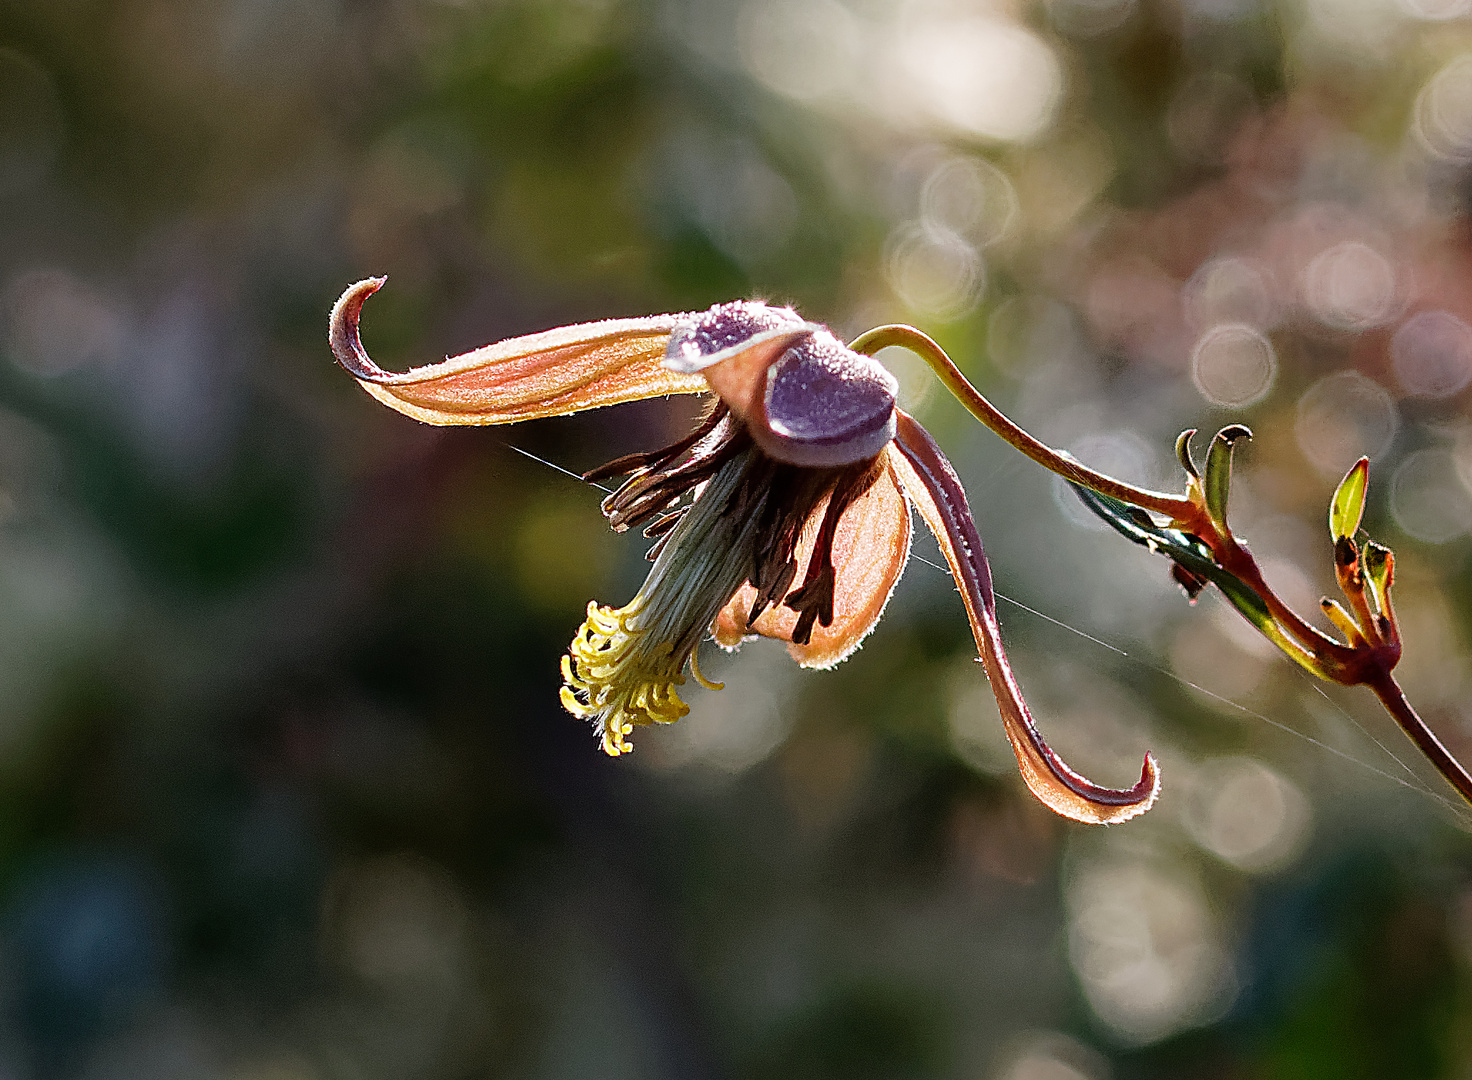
[330, 278, 1160, 825]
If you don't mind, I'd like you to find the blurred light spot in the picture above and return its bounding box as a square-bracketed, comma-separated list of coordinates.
[1067, 862, 1234, 1043]
[1303, 241, 1397, 330]
[1183, 0, 1259, 21]
[10, 856, 168, 1048]
[1395, 0, 1471, 19]
[885, 224, 984, 319]
[1084, 256, 1181, 365]
[1390, 587, 1467, 703]
[0, 49, 64, 194]
[1191, 323, 1277, 408]
[1302, 0, 1400, 53]
[1294, 371, 1398, 479]
[987, 296, 1089, 377]
[1053, 431, 1166, 531]
[920, 157, 1018, 249]
[1183, 256, 1275, 332]
[1391, 310, 1472, 398]
[874, 345, 935, 414]
[996, 1033, 1108, 1080]
[1047, 0, 1136, 37]
[1015, 124, 1116, 235]
[2, 269, 128, 377]
[1416, 56, 1472, 161]
[1183, 757, 1311, 872]
[738, 0, 861, 101]
[643, 645, 794, 773]
[1006, 1057, 1090, 1080]
[892, 17, 1062, 143]
[1391, 448, 1472, 542]
[327, 855, 468, 1006]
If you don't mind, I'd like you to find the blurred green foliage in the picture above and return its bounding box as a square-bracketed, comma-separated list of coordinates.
[0, 0, 1471, 1077]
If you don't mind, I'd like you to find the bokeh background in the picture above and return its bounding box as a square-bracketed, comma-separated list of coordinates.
[3, 0, 1472, 1076]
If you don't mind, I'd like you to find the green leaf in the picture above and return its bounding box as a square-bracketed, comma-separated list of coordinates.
[1203, 425, 1251, 530]
[1070, 483, 1274, 633]
[1329, 457, 1369, 542]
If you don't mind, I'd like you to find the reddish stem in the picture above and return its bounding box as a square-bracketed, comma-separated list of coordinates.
[1368, 674, 1472, 807]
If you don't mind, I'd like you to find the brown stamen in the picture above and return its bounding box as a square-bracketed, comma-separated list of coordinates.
[782, 460, 884, 645]
[583, 403, 730, 483]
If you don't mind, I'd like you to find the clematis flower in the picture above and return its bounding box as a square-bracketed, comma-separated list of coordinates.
[330, 278, 1159, 824]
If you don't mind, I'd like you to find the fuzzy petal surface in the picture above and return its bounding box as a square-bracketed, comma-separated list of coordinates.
[330, 278, 706, 425]
[713, 457, 911, 669]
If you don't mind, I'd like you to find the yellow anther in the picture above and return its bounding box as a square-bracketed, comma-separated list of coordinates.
[561, 599, 691, 754]
[688, 646, 724, 691]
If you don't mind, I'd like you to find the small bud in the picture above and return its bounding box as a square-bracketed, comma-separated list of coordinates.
[1171, 561, 1210, 602]
[1362, 540, 1393, 612]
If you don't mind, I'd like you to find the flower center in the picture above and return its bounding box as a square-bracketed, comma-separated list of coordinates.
[561, 409, 882, 753]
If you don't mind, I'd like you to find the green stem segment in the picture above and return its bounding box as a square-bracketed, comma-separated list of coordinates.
[849, 326, 1191, 519]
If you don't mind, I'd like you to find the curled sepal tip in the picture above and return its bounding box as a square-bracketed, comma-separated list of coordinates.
[330, 276, 389, 380]
[329, 276, 706, 425]
[1009, 736, 1161, 824]
[887, 411, 1160, 825]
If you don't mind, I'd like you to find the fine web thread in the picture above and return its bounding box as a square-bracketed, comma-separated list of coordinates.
[502, 438, 1471, 824]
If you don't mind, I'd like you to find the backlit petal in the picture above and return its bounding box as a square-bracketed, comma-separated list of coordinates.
[888, 411, 1160, 826]
[330, 277, 707, 425]
[712, 457, 911, 669]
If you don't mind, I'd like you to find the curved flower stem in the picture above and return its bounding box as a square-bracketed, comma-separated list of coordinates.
[848, 325, 1358, 673]
[888, 410, 1160, 824]
[1368, 674, 1472, 806]
[850, 325, 1192, 520]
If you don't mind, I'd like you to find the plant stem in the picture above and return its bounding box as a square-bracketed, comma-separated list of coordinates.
[1208, 533, 1358, 672]
[1368, 674, 1472, 807]
[849, 326, 1192, 519]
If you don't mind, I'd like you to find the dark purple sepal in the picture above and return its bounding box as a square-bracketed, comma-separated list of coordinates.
[663, 301, 816, 374]
[757, 330, 897, 468]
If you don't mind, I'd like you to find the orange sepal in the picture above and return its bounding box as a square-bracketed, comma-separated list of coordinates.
[888, 413, 1159, 826]
[712, 458, 912, 669]
[330, 277, 708, 425]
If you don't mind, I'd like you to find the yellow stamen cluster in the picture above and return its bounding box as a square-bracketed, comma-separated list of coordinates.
[559, 599, 690, 755]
